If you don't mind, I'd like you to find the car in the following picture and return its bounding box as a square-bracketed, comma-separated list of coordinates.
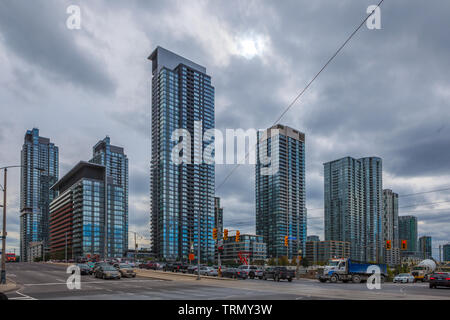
[76, 263, 92, 275]
[222, 268, 248, 279]
[238, 265, 263, 279]
[95, 265, 121, 280]
[393, 273, 415, 283]
[139, 262, 155, 270]
[164, 262, 187, 272]
[198, 266, 218, 276]
[263, 266, 295, 282]
[114, 263, 137, 278]
[93, 262, 109, 273]
[429, 272, 450, 289]
[187, 265, 198, 274]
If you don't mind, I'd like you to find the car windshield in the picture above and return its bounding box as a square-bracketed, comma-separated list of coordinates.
[328, 261, 339, 266]
[120, 264, 131, 268]
[398, 273, 410, 277]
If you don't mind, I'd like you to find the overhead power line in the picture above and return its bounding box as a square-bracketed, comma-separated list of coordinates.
[215, 0, 385, 193]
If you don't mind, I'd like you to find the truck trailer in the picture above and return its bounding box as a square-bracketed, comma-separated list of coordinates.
[318, 258, 387, 283]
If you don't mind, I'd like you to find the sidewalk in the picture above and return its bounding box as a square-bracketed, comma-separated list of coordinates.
[0, 279, 17, 293]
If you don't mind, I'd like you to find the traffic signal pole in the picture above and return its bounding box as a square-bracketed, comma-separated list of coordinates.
[1, 168, 7, 284]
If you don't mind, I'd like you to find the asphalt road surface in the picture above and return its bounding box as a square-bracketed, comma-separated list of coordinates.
[4, 263, 450, 300]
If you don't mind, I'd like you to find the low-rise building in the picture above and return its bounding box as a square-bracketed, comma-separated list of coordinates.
[306, 240, 350, 265]
[385, 247, 401, 266]
[221, 234, 267, 265]
[27, 241, 43, 262]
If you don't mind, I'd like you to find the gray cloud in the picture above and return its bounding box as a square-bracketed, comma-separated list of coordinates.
[1, 0, 450, 256]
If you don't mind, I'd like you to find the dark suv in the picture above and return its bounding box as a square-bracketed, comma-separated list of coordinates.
[263, 266, 295, 282]
[429, 272, 450, 289]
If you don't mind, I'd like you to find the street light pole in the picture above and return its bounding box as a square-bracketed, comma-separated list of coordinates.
[1, 168, 7, 284]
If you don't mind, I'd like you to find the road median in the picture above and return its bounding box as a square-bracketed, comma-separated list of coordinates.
[136, 269, 235, 281]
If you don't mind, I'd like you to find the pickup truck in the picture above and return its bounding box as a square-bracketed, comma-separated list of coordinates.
[318, 258, 387, 283]
[263, 266, 295, 282]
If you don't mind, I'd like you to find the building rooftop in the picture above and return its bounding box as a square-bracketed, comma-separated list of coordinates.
[51, 161, 105, 193]
[148, 46, 206, 75]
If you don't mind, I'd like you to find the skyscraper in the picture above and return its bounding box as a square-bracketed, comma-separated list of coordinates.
[149, 46, 215, 262]
[90, 137, 128, 258]
[383, 189, 399, 265]
[418, 236, 432, 259]
[20, 128, 58, 261]
[443, 243, 450, 262]
[256, 124, 306, 259]
[324, 156, 382, 262]
[398, 215, 418, 256]
[214, 197, 223, 235]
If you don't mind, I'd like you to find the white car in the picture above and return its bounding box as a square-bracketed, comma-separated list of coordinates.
[199, 266, 217, 276]
[393, 273, 415, 283]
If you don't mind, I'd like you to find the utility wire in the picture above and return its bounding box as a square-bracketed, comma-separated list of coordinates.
[215, 0, 385, 193]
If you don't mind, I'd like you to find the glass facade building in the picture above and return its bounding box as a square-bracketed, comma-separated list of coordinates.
[149, 46, 215, 262]
[20, 128, 59, 261]
[383, 189, 399, 264]
[324, 156, 383, 263]
[256, 124, 306, 259]
[90, 137, 129, 258]
[418, 236, 432, 259]
[50, 162, 106, 259]
[398, 215, 418, 256]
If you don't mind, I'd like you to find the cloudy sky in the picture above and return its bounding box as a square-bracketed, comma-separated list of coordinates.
[0, 0, 449, 259]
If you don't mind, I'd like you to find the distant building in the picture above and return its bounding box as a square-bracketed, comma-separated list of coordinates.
[306, 240, 350, 265]
[27, 241, 43, 262]
[20, 128, 59, 261]
[307, 235, 320, 242]
[385, 248, 401, 267]
[418, 236, 432, 259]
[324, 156, 383, 262]
[221, 234, 267, 265]
[256, 124, 306, 259]
[214, 197, 224, 235]
[399, 216, 418, 256]
[443, 244, 450, 262]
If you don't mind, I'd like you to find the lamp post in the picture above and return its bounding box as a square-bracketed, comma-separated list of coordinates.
[1, 165, 44, 285]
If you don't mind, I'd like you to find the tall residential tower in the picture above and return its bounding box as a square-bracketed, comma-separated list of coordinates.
[149, 47, 215, 262]
[20, 128, 58, 261]
[256, 124, 306, 259]
[324, 156, 382, 262]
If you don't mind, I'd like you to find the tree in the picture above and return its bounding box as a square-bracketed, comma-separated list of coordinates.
[278, 256, 289, 266]
[268, 258, 276, 266]
[301, 257, 310, 268]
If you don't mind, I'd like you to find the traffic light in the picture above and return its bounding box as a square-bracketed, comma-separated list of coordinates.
[401, 240, 407, 250]
[212, 228, 217, 240]
[386, 240, 392, 250]
[235, 230, 240, 242]
[284, 236, 288, 247]
[223, 229, 228, 241]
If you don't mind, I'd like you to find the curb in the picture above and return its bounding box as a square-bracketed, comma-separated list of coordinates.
[136, 269, 237, 281]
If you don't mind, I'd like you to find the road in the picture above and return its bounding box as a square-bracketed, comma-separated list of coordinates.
[4, 263, 450, 300]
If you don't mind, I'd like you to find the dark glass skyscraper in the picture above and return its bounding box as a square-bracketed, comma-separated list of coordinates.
[398, 215, 418, 256]
[149, 47, 215, 262]
[324, 156, 382, 262]
[256, 124, 306, 259]
[90, 137, 128, 258]
[20, 128, 58, 261]
[418, 236, 432, 259]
